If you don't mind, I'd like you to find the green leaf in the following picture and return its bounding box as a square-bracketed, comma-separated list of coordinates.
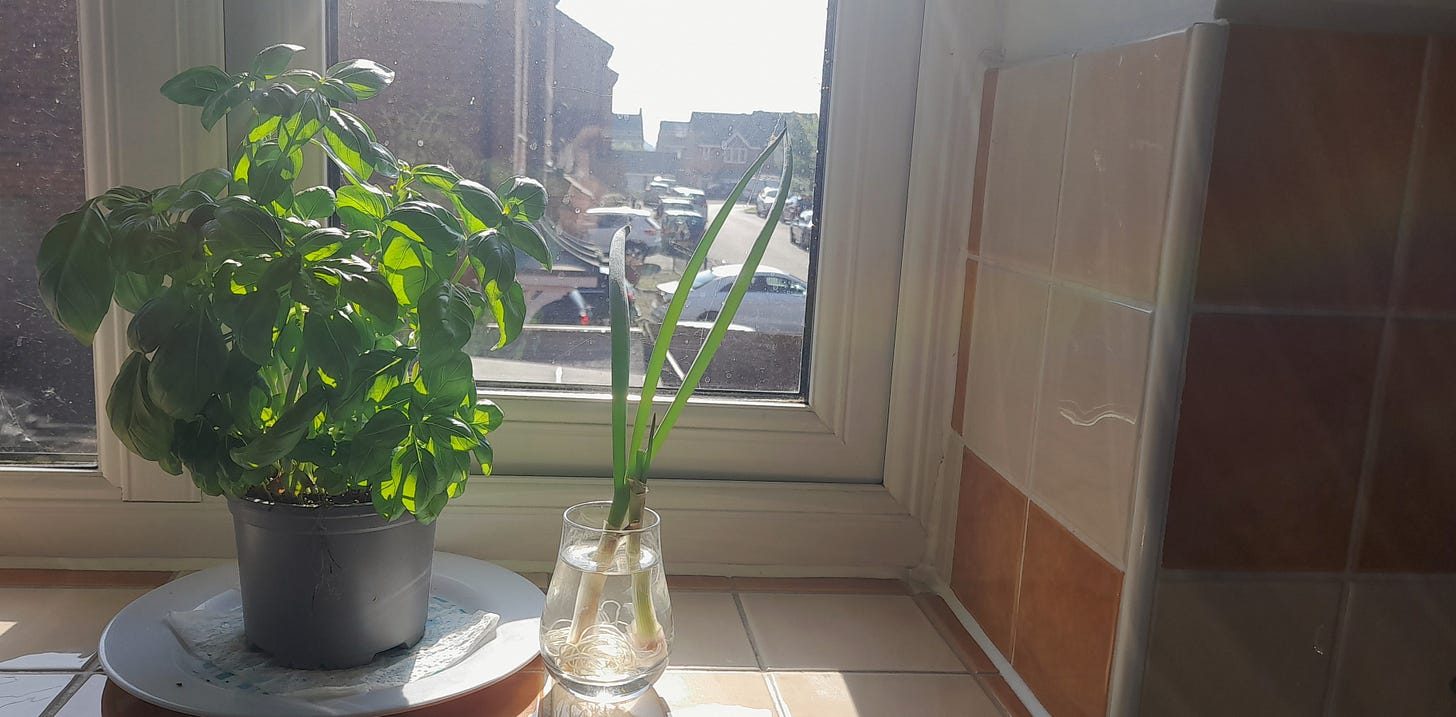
[212, 196, 285, 252]
[351, 408, 410, 475]
[418, 283, 474, 359]
[304, 309, 361, 384]
[296, 227, 345, 261]
[468, 399, 504, 437]
[317, 257, 398, 323]
[238, 142, 302, 206]
[148, 315, 228, 419]
[251, 43, 304, 79]
[319, 110, 375, 183]
[252, 84, 298, 118]
[293, 185, 336, 221]
[498, 176, 547, 221]
[200, 79, 252, 131]
[335, 182, 390, 227]
[483, 279, 526, 349]
[384, 201, 464, 257]
[423, 415, 477, 451]
[279, 91, 328, 152]
[381, 235, 431, 307]
[412, 164, 462, 191]
[470, 438, 493, 477]
[126, 289, 189, 354]
[107, 352, 177, 462]
[325, 59, 394, 100]
[229, 387, 328, 469]
[113, 272, 164, 313]
[467, 230, 515, 287]
[36, 204, 114, 345]
[318, 77, 359, 103]
[232, 290, 282, 365]
[419, 350, 474, 411]
[160, 66, 232, 107]
[247, 115, 282, 143]
[501, 220, 552, 269]
[181, 168, 231, 198]
[113, 223, 199, 276]
[451, 180, 504, 229]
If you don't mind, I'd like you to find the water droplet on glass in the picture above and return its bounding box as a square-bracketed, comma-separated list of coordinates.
[416, 139, 424, 147]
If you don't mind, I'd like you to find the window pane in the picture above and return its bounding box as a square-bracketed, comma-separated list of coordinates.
[334, 0, 827, 396]
[0, 0, 96, 466]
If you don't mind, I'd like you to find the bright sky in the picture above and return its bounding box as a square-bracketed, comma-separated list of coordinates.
[555, 0, 830, 147]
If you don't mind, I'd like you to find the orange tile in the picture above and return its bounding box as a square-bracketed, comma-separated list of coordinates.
[914, 594, 997, 674]
[1397, 39, 1456, 313]
[1012, 506, 1122, 717]
[0, 569, 173, 588]
[1054, 32, 1187, 302]
[1359, 320, 1456, 572]
[666, 575, 732, 591]
[978, 674, 1034, 717]
[951, 260, 980, 435]
[1163, 314, 1381, 571]
[967, 69, 999, 256]
[950, 449, 1028, 658]
[1196, 25, 1424, 310]
[728, 577, 907, 594]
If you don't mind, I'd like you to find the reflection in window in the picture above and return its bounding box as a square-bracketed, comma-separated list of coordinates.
[0, 0, 97, 465]
[335, 0, 828, 395]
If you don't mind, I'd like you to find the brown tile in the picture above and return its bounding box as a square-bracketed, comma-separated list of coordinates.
[962, 266, 1052, 488]
[0, 588, 150, 670]
[1029, 290, 1152, 565]
[978, 674, 1035, 717]
[1397, 39, 1456, 313]
[728, 577, 907, 595]
[1162, 314, 1381, 571]
[738, 593, 963, 672]
[1012, 506, 1122, 717]
[1359, 320, 1456, 572]
[968, 69, 999, 256]
[1141, 577, 1341, 717]
[0, 569, 172, 589]
[950, 449, 1028, 657]
[951, 259, 981, 436]
[772, 673, 1002, 717]
[666, 575, 732, 591]
[1055, 33, 1188, 302]
[1330, 579, 1456, 716]
[1196, 25, 1424, 310]
[914, 594, 998, 673]
[979, 57, 1073, 274]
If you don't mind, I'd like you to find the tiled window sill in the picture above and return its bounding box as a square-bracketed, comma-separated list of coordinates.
[0, 571, 1029, 716]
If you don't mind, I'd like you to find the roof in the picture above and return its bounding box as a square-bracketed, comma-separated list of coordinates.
[687, 111, 782, 149]
[610, 113, 644, 145]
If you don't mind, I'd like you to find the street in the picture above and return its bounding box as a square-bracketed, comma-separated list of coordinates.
[703, 200, 808, 280]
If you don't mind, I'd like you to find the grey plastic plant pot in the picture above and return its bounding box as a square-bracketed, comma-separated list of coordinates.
[226, 497, 438, 669]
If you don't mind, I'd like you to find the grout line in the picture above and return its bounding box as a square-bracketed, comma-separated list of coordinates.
[763, 671, 793, 717]
[731, 592, 767, 672]
[36, 656, 98, 717]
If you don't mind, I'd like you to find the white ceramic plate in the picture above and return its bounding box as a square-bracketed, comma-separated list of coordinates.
[99, 553, 543, 717]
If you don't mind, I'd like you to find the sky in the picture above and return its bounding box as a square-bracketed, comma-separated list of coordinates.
[555, 0, 830, 147]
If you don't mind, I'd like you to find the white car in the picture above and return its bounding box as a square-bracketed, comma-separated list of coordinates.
[655, 264, 807, 334]
[754, 187, 779, 217]
[583, 207, 660, 252]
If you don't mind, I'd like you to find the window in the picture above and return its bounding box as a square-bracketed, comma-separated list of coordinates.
[0, 0, 96, 466]
[333, 0, 827, 397]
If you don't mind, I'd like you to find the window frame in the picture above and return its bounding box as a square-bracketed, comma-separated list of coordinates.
[0, 0, 986, 580]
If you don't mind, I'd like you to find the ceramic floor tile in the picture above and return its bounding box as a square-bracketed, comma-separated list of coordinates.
[667, 592, 758, 669]
[0, 588, 149, 670]
[738, 594, 963, 672]
[537, 672, 777, 716]
[771, 672, 1001, 717]
[54, 674, 105, 717]
[729, 578, 906, 595]
[0, 674, 70, 717]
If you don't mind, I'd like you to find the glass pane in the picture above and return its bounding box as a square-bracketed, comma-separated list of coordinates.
[334, 0, 828, 395]
[0, 0, 97, 466]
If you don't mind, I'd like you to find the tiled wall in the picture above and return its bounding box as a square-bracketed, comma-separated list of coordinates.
[1142, 26, 1456, 717]
[948, 30, 1193, 717]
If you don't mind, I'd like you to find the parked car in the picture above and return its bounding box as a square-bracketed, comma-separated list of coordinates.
[644, 180, 674, 207]
[662, 210, 707, 252]
[584, 207, 660, 252]
[670, 186, 708, 214]
[755, 187, 779, 217]
[656, 196, 696, 224]
[654, 264, 807, 333]
[789, 210, 815, 249]
[532, 288, 606, 326]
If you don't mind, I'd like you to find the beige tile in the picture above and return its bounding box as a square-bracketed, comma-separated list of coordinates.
[668, 592, 758, 669]
[668, 576, 733, 591]
[1331, 580, 1456, 716]
[53, 674, 105, 717]
[739, 594, 963, 672]
[0, 588, 148, 670]
[1054, 33, 1188, 302]
[0, 674, 69, 717]
[1029, 289, 1152, 566]
[1141, 578, 1341, 717]
[728, 578, 906, 595]
[962, 265, 1052, 489]
[654, 671, 779, 716]
[520, 572, 552, 590]
[0, 570, 172, 589]
[979, 56, 1074, 273]
[772, 673, 1002, 717]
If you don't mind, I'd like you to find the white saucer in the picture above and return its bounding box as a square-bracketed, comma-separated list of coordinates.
[100, 553, 544, 717]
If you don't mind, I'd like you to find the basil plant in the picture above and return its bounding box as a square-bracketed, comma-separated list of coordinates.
[35, 44, 552, 523]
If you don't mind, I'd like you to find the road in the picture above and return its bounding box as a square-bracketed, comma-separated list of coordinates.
[702, 200, 809, 281]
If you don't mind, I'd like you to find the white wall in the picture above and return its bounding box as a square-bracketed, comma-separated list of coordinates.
[1001, 0, 1215, 62]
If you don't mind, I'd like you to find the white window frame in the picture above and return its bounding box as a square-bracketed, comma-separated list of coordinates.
[0, 0, 986, 578]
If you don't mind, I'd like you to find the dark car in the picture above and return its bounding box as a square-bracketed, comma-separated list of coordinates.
[789, 210, 815, 249]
